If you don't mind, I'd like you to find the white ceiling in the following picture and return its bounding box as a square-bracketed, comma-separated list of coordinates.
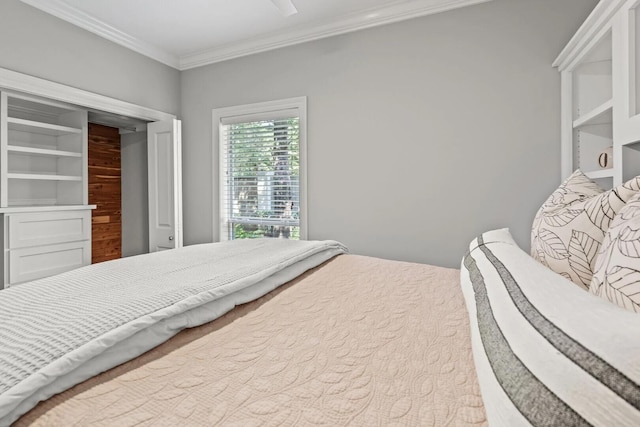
[20, 0, 492, 70]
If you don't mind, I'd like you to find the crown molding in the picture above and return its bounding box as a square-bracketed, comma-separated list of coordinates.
[179, 0, 493, 70]
[21, 0, 493, 71]
[20, 0, 180, 69]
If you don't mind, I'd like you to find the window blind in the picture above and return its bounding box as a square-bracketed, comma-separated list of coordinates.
[220, 115, 300, 240]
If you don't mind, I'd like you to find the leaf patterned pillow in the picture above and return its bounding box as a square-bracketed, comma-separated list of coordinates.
[531, 170, 640, 290]
[590, 191, 640, 312]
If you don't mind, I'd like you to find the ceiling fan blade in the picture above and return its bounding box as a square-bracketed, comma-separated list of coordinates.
[269, 0, 298, 17]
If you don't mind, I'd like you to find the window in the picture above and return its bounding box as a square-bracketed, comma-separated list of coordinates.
[213, 97, 307, 241]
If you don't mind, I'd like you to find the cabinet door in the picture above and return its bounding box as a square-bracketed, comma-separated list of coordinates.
[8, 241, 90, 285]
[7, 210, 90, 249]
[614, 0, 640, 144]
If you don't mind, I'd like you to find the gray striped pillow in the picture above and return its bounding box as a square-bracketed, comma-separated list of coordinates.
[462, 229, 640, 426]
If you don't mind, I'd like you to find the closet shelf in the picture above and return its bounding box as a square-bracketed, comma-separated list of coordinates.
[7, 117, 82, 136]
[573, 99, 613, 129]
[0, 205, 96, 213]
[7, 145, 82, 158]
[7, 173, 83, 181]
[584, 169, 614, 179]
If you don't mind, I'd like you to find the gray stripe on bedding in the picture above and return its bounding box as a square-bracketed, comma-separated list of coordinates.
[476, 236, 640, 411]
[463, 245, 589, 426]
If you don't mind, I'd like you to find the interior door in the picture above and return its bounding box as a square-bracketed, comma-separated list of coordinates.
[147, 119, 183, 252]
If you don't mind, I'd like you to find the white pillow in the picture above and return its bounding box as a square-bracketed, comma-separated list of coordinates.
[590, 191, 640, 312]
[462, 229, 640, 426]
[531, 170, 640, 290]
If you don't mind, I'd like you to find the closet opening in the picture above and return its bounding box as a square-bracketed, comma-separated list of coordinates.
[0, 67, 182, 287]
[88, 110, 150, 262]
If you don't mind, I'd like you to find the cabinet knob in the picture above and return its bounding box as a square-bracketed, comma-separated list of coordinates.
[169, 236, 174, 241]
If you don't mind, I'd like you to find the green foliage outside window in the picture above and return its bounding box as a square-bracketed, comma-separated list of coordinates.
[226, 118, 300, 240]
[233, 224, 300, 240]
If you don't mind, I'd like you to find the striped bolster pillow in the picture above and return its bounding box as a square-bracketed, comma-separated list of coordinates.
[461, 229, 640, 426]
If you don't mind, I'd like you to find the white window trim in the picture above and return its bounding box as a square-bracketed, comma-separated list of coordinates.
[212, 96, 307, 241]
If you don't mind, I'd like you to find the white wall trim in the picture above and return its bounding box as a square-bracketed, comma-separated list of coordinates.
[19, 0, 180, 69]
[213, 97, 308, 242]
[553, 0, 625, 70]
[0, 67, 175, 122]
[21, 0, 492, 71]
[180, 0, 492, 69]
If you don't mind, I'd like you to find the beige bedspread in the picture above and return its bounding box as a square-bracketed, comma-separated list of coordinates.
[17, 255, 486, 426]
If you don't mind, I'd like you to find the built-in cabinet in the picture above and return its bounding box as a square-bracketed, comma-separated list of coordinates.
[556, 0, 640, 187]
[0, 207, 91, 285]
[0, 91, 94, 288]
[1, 92, 88, 205]
[0, 67, 183, 289]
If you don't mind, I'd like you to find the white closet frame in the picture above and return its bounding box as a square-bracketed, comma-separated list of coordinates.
[0, 67, 179, 287]
[0, 68, 175, 123]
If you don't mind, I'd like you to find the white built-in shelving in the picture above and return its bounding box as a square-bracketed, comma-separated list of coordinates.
[7, 173, 83, 181]
[568, 28, 614, 185]
[557, 0, 640, 188]
[1, 92, 88, 207]
[573, 99, 613, 129]
[7, 146, 82, 158]
[7, 117, 82, 136]
[0, 91, 93, 288]
[584, 168, 615, 179]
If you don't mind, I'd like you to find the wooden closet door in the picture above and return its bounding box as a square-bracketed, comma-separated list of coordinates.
[88, 123, 122, 263]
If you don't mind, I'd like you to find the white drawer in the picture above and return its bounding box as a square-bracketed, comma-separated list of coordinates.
[7, 210, 91, 249]
[8, 240, 90, 285]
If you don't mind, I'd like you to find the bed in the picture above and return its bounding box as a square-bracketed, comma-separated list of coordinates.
[1, 239, 487, 426]
[4, 170, 640, 426]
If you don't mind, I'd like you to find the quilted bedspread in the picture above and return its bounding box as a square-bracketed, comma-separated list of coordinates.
[0, 239, 346, 425]
[18, 254, 486, 426]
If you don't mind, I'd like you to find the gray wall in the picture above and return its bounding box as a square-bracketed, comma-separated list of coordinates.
[121, 131, 149, 257]
[0, 0, 180, 115]
[181, 0, 598, 267]
[0, 0, 601, 267]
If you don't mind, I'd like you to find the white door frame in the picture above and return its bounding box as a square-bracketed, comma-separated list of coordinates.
[0, 67, 175, 122]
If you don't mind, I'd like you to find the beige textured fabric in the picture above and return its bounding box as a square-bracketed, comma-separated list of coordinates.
[531, 170, 640, 290]
[591, 191, 640, 313]
[17, 255, 486, 427]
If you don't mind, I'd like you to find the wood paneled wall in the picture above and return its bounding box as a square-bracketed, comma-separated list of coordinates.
[88, 123, 122, 263]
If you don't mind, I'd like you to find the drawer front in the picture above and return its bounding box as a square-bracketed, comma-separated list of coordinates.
[8, 241, 90, 285]
[7, 210, 91, 249]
